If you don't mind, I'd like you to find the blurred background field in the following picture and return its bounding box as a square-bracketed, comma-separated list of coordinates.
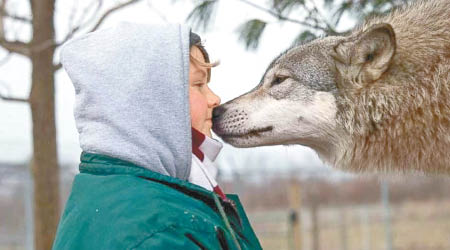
[249, 200, 450, 250]
[1, 162, 449, 249]
[224, 171, 450, 250]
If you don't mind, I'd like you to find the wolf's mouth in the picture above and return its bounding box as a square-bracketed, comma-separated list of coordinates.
[220, 126, 273, 139]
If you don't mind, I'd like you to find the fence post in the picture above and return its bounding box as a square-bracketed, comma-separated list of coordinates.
[360, 205, 371, 250]
[310, 201, 319, 250]
[288, 179, 302, 250]
[381, 180, 393, 250]
[339, 206, 348, 250]
[25, 166, 34, 250]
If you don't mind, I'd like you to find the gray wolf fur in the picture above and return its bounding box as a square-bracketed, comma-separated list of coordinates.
[212, 0, 450, 174]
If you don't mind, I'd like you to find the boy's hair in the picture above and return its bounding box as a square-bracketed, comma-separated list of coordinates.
[189, 31, 218, 82]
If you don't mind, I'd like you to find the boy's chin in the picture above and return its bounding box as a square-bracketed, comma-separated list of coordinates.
[193, 125, 212, 137]
[203, 121, 213, 137]
[203, 129, 212, 137]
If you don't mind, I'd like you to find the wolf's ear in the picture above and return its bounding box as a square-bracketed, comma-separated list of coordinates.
[332, 23, 396, 84]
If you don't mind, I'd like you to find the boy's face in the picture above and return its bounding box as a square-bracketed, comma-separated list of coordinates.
[189, 46, 220, 137]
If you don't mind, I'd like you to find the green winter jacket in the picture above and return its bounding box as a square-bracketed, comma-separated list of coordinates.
[52, 153, 262, 250]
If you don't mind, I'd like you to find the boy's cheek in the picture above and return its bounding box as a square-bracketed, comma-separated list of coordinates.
[189, 89, 208, 125]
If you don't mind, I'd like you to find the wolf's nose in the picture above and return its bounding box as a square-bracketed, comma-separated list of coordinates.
[213, 105, 226, 121]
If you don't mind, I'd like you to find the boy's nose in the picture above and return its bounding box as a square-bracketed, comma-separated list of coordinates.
[208, 89, 221, 108]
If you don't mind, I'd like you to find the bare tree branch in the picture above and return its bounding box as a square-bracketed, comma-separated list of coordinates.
[0, 94, 29, 102]
[0, 0, 31, 56]
[0, 10, 32, 23]
[236, 0, 331, 33]
[58, 0, 103, 49]
[147, 0, 168, 22]
[89, 0, 142, 32]
[307, 0, 338, 35]
[332, 1, 350, 26]
[0, 0, 7, 42]
[53, 62, 62, 72]
[0, 82, 29, 103]
[57, 0, 142, 48]
[0, 50, 11, 65]
[79, 0, 104, 29]
[0, 39, 30, 56]
[67, 0, 81, 33]
[53, 0, 143, 69]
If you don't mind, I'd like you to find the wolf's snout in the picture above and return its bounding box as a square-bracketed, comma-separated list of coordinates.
[212, 105, 227, 122]
[212, 104, 248, 136]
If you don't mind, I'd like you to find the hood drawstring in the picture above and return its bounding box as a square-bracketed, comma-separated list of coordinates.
[212, 193, 242, 250]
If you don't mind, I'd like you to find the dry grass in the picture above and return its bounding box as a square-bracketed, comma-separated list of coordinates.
[248, 200, 450, 250]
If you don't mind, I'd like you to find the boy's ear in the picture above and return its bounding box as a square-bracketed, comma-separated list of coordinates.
[332, 23, 396, 85]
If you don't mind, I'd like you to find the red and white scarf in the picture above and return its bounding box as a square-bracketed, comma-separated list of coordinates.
[190, 128, 227, 200]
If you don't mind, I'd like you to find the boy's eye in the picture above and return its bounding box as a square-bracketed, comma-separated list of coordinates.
[194, 82, 206, 87]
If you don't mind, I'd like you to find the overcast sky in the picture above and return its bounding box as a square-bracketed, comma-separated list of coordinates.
[0, 0, 356, 177]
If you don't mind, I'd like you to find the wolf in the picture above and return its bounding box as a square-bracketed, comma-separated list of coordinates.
[212, 0, 450, 174]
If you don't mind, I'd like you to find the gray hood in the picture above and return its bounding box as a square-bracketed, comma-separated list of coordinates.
[60, 23, 192, 180]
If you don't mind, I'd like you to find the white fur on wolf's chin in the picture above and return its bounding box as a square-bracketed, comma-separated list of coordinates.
[220, 91, 340, 155]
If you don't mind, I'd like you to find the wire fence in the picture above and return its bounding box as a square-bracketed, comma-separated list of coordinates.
[248, 200, 450, 250]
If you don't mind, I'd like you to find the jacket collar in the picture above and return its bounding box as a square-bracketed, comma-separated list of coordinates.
[79, 152, 210, 195]
[191, 127, 223, 162]
[78, 152, 243, 227]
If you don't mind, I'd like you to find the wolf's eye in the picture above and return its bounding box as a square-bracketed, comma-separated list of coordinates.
[271, 76, 288, 87]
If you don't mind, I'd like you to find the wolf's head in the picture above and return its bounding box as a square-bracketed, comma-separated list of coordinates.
[213, 24, 396, 165]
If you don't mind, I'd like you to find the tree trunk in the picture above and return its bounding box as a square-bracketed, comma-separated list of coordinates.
[29, 0, 60, 249]
[311, 202, 319, 250]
